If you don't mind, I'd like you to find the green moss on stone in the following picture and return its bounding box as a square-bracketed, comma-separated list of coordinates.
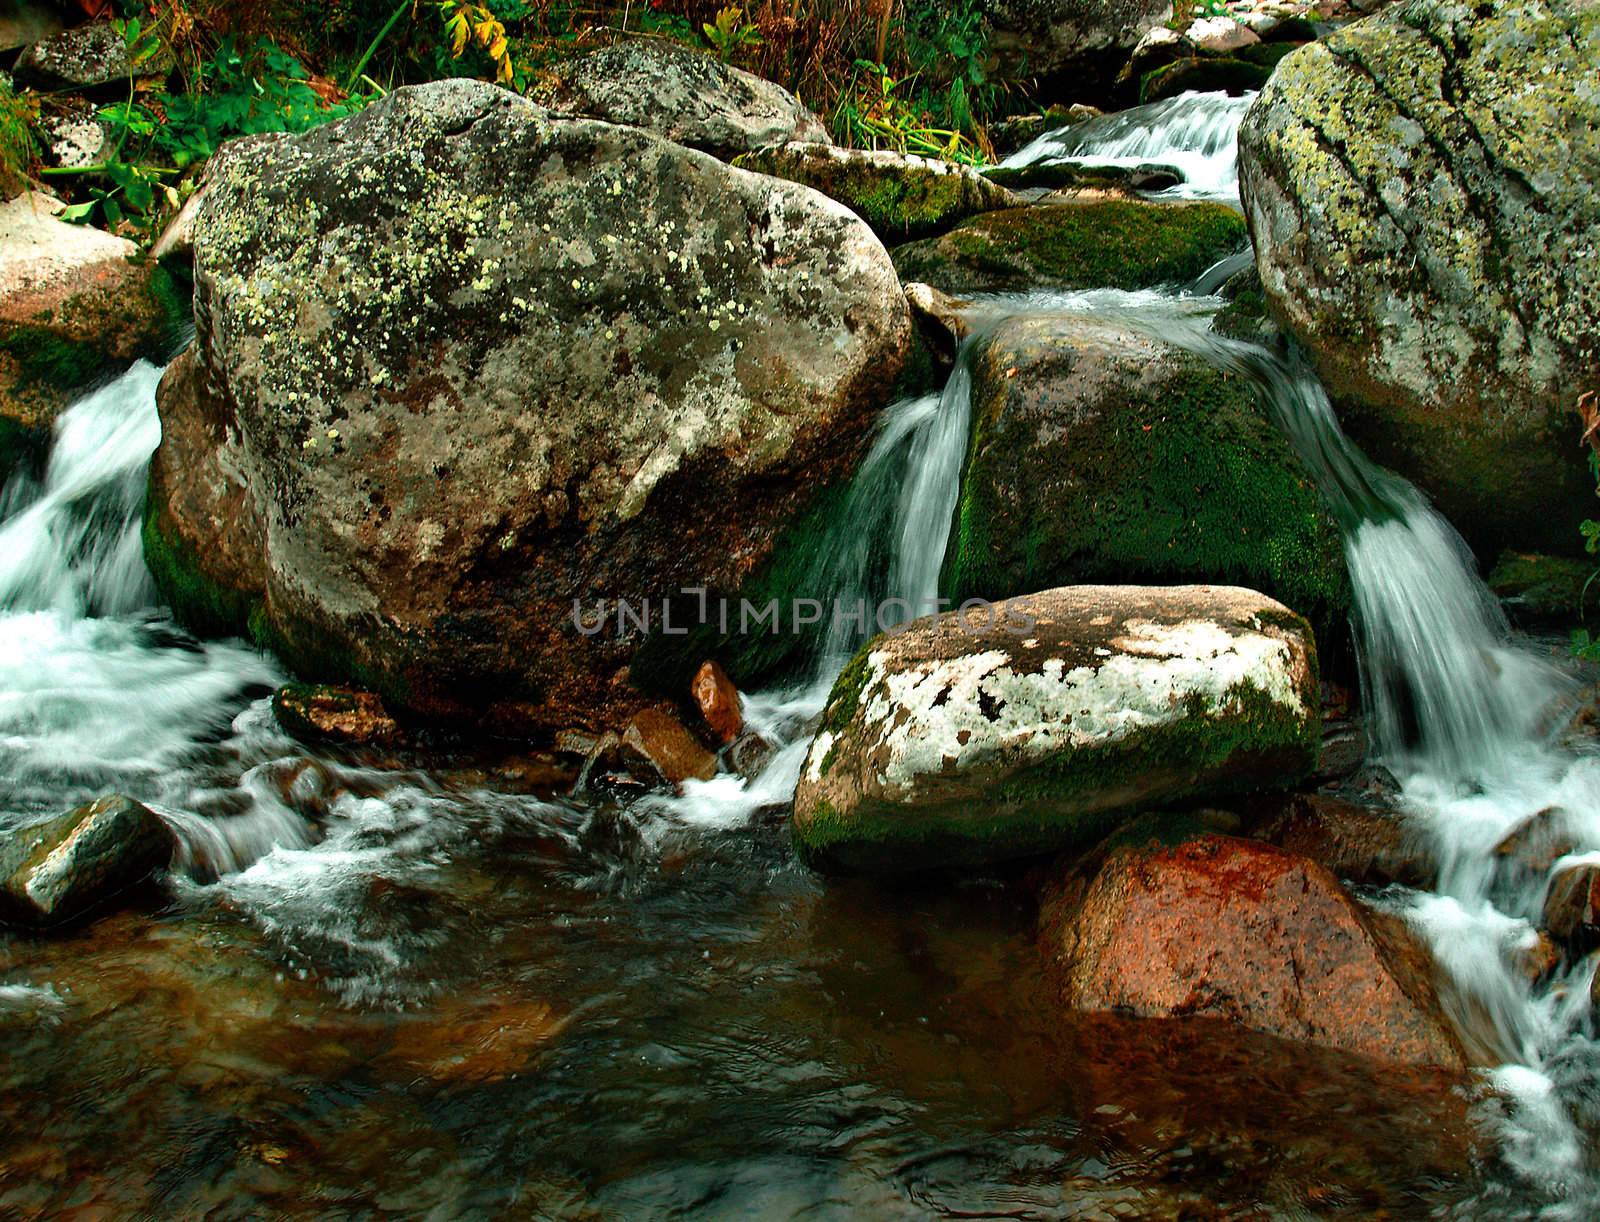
[1488, 550, 1600, 627]
[0, 325, 113, 394]
[1140, 57, 1272, 104]
[141, 499, 260, 640]
[940, 354, 1350, 639]
[892, 200, 1247, 295]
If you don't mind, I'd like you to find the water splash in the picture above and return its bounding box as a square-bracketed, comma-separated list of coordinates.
[1003, 90, 1256, 203]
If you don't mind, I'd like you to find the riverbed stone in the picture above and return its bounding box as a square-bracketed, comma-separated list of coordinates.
[1543, 863, 1600, 952]
[621, 708, 718, 788]
[1041, 832, 1467, 1067]
[530, 40, 828, 159]
[146, 80, 910, 733]
[691, 660, 742, 745]
[0, 796, 174, 926]
[792, 584, 1320, 871]
[1238, 0, 1600, 557]
[733, 142, 1018, 241]
[1140, 55, 1273, 103]
[891, 200, 1246, 295]
[0, 193, 188, 485]
[940, 314, 1349, 634]
[272, 682, 401, 747]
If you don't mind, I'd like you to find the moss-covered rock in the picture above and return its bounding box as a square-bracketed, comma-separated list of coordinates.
[1488, 551, 1600, 629]
[0, 193, 190, 478]
[1140, 56, 1273, 103]
[891, 200, 1247, 295]
[979, 160, 1180, 193]
[792, 584, 1320, 872]
[1239, 0, 1600, 558]
[941, 314, 1349, 638]
[733, 142, 1019, 242]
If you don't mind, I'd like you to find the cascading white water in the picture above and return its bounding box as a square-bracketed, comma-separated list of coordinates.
[640, 355, 977, 830]
[1002, 90, 1256, 203]
[0, 364, 309, 871]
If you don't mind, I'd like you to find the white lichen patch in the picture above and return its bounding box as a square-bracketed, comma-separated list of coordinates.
[849, 620, 1305, 800]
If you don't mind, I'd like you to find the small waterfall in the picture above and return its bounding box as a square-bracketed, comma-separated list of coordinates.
[638, 350, 977, 829]
[0, 364, 303, 869]
[1003, 90, 1256, 203]
[0, 363, 164, 616]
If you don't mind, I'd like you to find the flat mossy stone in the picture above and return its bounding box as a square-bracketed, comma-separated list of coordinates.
[1140, 56, 1273, 104]
[891, 200, 1247, 295]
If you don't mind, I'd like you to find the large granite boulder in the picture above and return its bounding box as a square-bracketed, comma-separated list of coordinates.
[793, 585, 1319, 870]
[1041, 831, 1466, 1067]
[1238, 0, 1600, 556]
[1, 193, 188, 485]
[530, 40, 828, 159]
[941, 314, 1349, 633]
[146, 80, 910, 733]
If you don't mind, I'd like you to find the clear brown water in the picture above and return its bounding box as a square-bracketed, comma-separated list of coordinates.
[1, 763, 1491, 1219]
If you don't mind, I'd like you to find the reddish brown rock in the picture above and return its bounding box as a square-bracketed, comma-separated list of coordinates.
[1042, 834, 1466, 1068]
[1496, 808, 1576, 876]
[691, 660, 742, 745]
[621, 708, 718, 788]
[1543, 864, 1600, 950]
[271, 683, 400, 747]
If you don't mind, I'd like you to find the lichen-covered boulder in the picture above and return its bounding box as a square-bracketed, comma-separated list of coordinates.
[14, 20, 172, 92]
[147, 80, 910, 733]
[530, 40, 828, 159]
[1040, 832, 1466, 1067]
[792, 585, 1319, 870]
[891, 200, 1245, 294]
[941, 315, 1348, 631]
[1238, 0, 1600, 557]
[732, 142, 1018, 241]
[1, 193, 187, 485]
[1, 796, 174, 926]
[984, 0, 1175, 99]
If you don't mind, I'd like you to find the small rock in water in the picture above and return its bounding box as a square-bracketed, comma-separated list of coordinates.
[621, 708, 718, 789]
[691, 660, 743, 744]
[1495, 807, 1576, 877]
[727, 728, 776, 780]
[1, 796, 175, 927]
[1542, 864, 1600, 952]
[1041, 833, 1467, 1068]
[1514, 930, 1563, 983]
[903, 281, 973, 368]
[271, 683, 400, 747]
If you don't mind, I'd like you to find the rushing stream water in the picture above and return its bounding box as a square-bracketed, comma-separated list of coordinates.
[1, 92, 1597, 1216]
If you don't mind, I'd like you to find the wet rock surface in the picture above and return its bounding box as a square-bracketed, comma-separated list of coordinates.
[733, 142, 1019, 241]
[1041, 831, 1467, 1067]
[891, 199, 1246, 294]
[793, 584, 1320, 871]
[0, 193, 187, 481]
[941, 312, 1349, 631]
[272, 683, 401, 748]
[0, 796, 174, 926]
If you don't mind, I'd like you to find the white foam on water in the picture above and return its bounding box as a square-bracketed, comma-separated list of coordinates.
[1003, 90, 1256, 203]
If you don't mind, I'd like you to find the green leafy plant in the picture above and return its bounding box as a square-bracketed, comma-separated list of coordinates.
[48, 26, 371, 232]
[703, 5, 762, 60]
[0, 76, 38, 197]
[832, 58, 985, 164]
